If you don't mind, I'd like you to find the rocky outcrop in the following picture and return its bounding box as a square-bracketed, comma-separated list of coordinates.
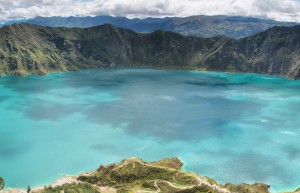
[1, 23, 300, 79]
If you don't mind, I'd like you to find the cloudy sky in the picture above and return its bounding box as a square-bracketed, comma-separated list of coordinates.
[0, 0, 300, 22]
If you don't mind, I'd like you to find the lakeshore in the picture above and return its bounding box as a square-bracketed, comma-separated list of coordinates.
[1, 69, 300, 191]
[1, 157, 299, 193]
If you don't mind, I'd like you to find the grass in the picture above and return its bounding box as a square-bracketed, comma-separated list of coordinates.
[35, 183, 100, 193]
[9, 157, 277, 193]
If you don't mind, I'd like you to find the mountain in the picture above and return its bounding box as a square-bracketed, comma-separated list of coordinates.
[1, 23, 300, 79]
[9, 15, 297, 39]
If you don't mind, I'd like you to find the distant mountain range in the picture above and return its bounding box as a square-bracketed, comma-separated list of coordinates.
[0, 15, 297, 39]
[1, 23, 300, 79]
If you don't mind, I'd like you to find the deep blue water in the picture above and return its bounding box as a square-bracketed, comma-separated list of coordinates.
[0, 68, 300, 192]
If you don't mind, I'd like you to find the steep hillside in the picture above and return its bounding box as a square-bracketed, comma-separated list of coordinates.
[9, 15, 297, 39]
[0, 23, 229, 76]
[0, 23, 300, 79]
[209, 26, 300, 79]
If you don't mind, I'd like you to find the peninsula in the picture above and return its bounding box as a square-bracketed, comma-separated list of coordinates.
[1, 157, 299, 193]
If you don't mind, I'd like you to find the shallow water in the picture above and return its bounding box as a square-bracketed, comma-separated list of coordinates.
[0, 68, 300, 192]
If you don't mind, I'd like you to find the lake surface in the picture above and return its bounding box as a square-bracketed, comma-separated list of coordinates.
[0, 68, 300, 192]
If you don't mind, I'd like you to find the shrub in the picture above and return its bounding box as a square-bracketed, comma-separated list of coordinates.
[0, 177, 4, 190]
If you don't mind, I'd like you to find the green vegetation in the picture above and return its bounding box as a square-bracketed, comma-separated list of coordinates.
[141, 180, 158, 190]
[155, 181, 180, 193]
[77, 157, 198, 191]
[177, 184, 219, 193]
[35, 183, 100, 193]
[1, 23, 300, 79]
[223, 183, 270, 193]
[5, 157, 298, 193]
[148, 157, 183, 170]
[0, 177, 4, 190]
[205, 177, 218, 185]
[74, 157, 272, 193]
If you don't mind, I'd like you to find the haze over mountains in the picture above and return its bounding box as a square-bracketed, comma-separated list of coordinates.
[1, 23, 300, 79]
[0, 15, 297, 39]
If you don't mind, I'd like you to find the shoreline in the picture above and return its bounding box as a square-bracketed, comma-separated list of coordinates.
[3, 175, 300, 193]
[0, 66, 295, 81]
[3, 175, 80, 193]
[2, 162, 300, 193]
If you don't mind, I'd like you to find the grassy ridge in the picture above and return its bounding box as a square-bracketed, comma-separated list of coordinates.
[2, 157, 299, 192]
[38, 183, 100, 193]
[1, 23, 300, 79]
[34, 157, 272, 193]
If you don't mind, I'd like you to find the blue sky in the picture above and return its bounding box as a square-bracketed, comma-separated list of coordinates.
[0, 0, 300, 22]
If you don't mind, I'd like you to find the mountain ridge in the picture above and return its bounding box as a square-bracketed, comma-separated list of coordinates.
[1, 23, 300, 79]
[1, 15, 297, 39]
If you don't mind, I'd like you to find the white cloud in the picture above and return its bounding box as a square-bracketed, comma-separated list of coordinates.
[1, 0, 300, 22]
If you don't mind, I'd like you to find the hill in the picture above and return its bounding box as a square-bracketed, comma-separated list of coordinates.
[0, 23, 300, 79]
[2, 157, 276, 193]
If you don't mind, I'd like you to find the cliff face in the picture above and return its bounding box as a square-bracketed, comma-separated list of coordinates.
[208, 26, 300, 79]
[1, 23, 300, 79]
[0, 23, 229, 76]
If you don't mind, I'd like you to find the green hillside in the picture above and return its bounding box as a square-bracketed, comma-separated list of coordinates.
[1, 23, 300, 79]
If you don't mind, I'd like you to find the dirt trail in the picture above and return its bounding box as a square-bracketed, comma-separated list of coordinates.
[4, 157, 231, 193]
[123, 157, 231, 193]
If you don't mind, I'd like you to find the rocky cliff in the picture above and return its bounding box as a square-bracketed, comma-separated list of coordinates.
[1, 23, 300, 79]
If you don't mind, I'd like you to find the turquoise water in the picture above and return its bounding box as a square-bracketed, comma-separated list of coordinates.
[0, 68, 300, 192]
